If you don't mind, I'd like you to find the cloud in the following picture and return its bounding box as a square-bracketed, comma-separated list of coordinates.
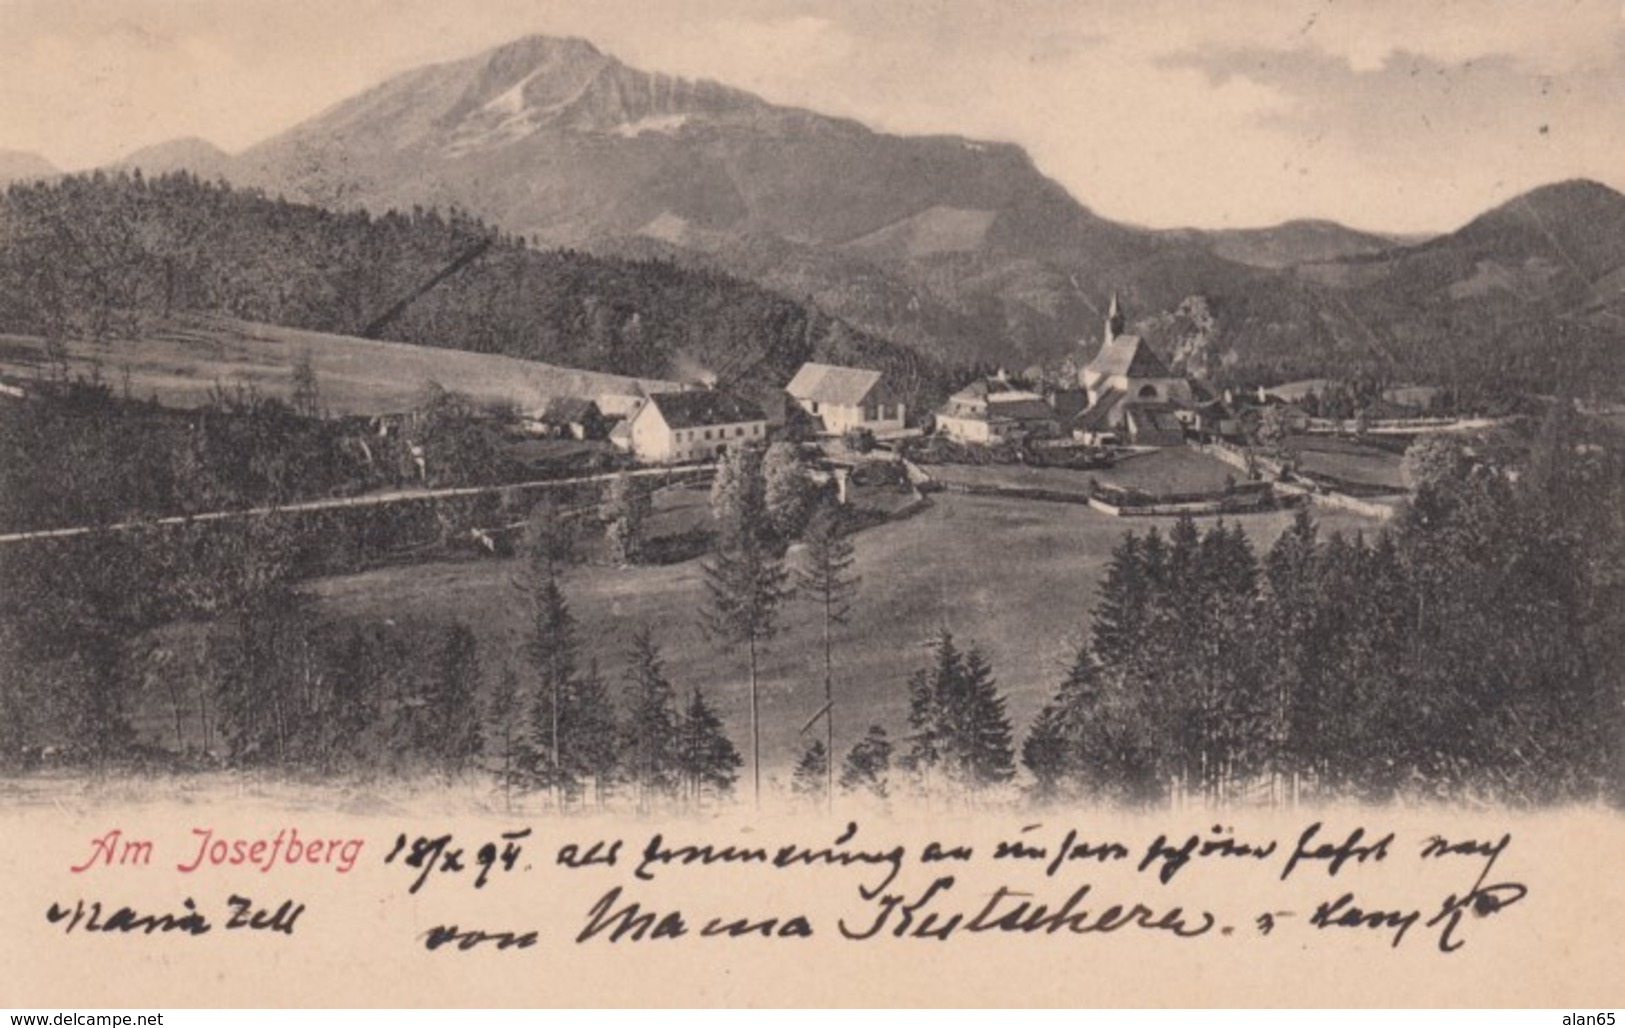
[1149, 34, 1625, 228]
[1, 0, 1620, 230]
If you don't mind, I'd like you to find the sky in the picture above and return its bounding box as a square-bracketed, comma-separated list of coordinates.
[0, 0, 1621, 233]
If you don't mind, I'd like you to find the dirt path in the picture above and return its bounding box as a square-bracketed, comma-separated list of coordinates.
[0, 463, 714, 545]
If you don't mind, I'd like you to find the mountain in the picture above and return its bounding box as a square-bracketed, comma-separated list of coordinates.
[1166, 219, 1408, 269]
[1274, 179, 1625, 394]
[0, 171, 953, 412]
[122, 36, 1625, 395]
[227, 34, 1234, 367]
[235, 36, 1131, 251]
[0, 150, 58, 185]
[114, 137, 233, 180]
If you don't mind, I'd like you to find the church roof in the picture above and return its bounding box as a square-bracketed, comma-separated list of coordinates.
[1071, 388, 1127, 433]
[1085, 334, 1172, 380]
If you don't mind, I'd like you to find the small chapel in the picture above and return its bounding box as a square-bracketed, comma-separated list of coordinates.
[1072, 293, 1192, 446]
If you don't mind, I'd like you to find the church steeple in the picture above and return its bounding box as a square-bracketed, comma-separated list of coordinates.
[1105, 291, 1125, 343]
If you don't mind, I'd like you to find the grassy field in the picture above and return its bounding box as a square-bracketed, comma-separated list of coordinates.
[922, 447, 1240, 497]
[1288, 436, 1407, 491]
[0, 313, 682, 416]
[302, 492, 1384, 787]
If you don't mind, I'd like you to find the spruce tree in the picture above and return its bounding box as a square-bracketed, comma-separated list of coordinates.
[569, 657, 620, 805]
[523, 572, 578, 796]
[791, 739, 829, 803]
[701, 488, 791, 808]
[485, 666, 526, 812]
[619, 626, 679, 810]
[1021, 702, 1070, 800]
[1091, 533, 1149, 668]
[425, 621, 484, 779]
[904, 629, 963, 781]
[796, 500, 858, 808]
[515, 500, 580, 799]
[954, 646, 1016, 791]
[904, 630, 1015, 797]
[674, 687, 743, 807]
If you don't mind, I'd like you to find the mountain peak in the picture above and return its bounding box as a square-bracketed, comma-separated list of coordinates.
[1474, 178, 1625, 226]
[488, 34, 603, 62]
[435, 34, 763, 151]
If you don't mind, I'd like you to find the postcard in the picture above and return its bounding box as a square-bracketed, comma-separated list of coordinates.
[2, 0, 1622, 1008]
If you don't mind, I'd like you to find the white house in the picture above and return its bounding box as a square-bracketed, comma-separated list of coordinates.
[934, 377, 1057, 444]
[626, 390, 768, 463]
[784, 362, 906, 436]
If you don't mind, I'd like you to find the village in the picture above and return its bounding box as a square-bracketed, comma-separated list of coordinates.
[478, 290, 1462, 528]
[0, 265, 1568, 811]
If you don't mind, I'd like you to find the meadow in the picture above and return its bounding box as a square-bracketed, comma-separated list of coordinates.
[303, 492, 1385, 786]
[0, 313, 681, 417]
[1287, 435, 1407, 492]
[920, 447, 1240, 497]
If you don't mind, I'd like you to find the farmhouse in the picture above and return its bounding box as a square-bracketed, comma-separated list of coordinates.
[531, 396, 606, 440]
[785, 362, 906, 437]
[1074, 293, 1194, 446]
[934, 376, 1058, 444]
[626, 390, 768, 463]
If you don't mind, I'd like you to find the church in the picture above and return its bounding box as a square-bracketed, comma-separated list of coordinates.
[1071, 293, 1192, 447]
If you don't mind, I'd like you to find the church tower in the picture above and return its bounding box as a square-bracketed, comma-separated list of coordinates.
[1105, 291, 1125, 344]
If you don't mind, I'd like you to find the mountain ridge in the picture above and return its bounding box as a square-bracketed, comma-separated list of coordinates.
[0, 150, 59, 185]
[20, 34, 1625, 395]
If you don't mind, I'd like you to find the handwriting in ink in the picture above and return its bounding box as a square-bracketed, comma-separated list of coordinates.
[1280, 822, 1393, 881]
[839, 876, 1216, 941]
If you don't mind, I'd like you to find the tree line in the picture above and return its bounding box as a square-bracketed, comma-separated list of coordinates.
[1023, 415, 1625, 806]
[0, 170, 952, 413]
[3, 408, 1620, 809]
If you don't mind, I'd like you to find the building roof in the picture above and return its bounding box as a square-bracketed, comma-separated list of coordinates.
[1074, 392, 1188, 439]
[540, 396, 601, 423]
[597, 392, 648, 420]
[1071, 388, 1127, 433]
[1084, 334, 1172, 380]
[949, 377, 1046, 404]
[785, 363, 886, 406]
[988, 397, 1056, 423]
[646, 390, 766, 429]
[939, 379, 1054, 424]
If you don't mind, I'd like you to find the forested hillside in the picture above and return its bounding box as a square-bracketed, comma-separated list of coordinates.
[0, 171, 946, 408]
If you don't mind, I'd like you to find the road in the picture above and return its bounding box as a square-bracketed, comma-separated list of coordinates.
[0, 463, 714, 545]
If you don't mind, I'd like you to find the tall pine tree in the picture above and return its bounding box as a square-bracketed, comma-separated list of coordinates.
[619, 626, 679, 810]
[701, 459, 792, 807]
[796, 500, 858, 809]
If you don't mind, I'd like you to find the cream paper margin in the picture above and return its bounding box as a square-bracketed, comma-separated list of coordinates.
[2, 0, 1623, 1009]
[0, 795, 1622, 1007]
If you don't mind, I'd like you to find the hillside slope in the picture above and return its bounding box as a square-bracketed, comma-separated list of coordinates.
[0, 313, 682, 417]
[0, 172, 948, 411]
